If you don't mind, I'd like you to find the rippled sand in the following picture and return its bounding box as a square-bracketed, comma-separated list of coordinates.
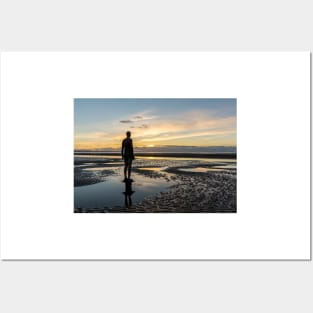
[74, 156, 236, 213]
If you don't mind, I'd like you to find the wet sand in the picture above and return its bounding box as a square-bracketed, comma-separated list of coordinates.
[74, 156, 236, 213]
[75, 152, 236, 159]
[135, 171, 236, 213]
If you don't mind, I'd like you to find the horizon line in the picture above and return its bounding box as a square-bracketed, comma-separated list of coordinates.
[74, 145, 237, 150]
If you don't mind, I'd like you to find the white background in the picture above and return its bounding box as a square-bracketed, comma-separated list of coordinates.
[0, 1, 312, 313]
[1, 52, 310, 260]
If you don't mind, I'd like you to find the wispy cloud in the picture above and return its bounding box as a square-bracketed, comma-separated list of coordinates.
[130, 112, 236, 146]
[119, 111, 158, 124]
[74, 131, 108, 139]
[75, 106, 236, 149]
[130, 124, 149, 129]
[119, 114, 156, 124]
[139, 129, 234, 142]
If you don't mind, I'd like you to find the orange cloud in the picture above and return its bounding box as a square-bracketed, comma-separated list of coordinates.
[75, 109, 236, 149]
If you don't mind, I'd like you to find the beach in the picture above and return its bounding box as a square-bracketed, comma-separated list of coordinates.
[74, 153, 236, 213]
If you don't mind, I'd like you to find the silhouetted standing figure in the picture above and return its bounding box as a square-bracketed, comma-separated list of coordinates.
[121, 131, 135, 181]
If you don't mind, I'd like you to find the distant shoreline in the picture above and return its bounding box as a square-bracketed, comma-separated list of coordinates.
[74, 152, 236, 159]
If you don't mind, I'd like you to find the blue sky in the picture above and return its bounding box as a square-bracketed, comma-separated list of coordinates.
[74, 98, 236, 149]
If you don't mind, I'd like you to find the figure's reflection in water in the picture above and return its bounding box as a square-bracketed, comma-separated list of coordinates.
[123, 179, 135, 208]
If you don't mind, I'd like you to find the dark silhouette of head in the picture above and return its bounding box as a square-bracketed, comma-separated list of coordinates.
[126, 131, 131, 138]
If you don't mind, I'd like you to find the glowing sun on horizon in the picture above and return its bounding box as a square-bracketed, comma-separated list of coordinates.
[146, 144, 155, 147]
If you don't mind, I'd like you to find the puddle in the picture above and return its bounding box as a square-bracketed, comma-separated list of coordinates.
[179, 167, 227, 173]
[104, 162, 124, 165]
[74, 171, 174, 209]
[83, 167, 119, 171]
[74, 163, 98, 167]
[137, 167, 167, 172]
[214, 164, 236, 169]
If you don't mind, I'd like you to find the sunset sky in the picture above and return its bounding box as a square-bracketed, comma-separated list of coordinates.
[74, 98, 236, 150]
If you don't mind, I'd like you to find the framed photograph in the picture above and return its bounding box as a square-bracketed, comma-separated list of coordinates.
[0, 52, 310, 259]
[74, 98, 237, 213]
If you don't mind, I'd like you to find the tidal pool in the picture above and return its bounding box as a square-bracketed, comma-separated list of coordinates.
[82, 166, 120, 171]
[74, 171, 174, 209]
[137, 167, 168, 171]
[179, 167, 226, 173]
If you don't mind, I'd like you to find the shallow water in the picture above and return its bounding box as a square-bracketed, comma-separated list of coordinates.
[82, 166, 120, 171]
[74, 170, 174, 209]
[137, 167, 168, 171]
[215, 164, 237, 169]
[179, 167, 226, 173]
